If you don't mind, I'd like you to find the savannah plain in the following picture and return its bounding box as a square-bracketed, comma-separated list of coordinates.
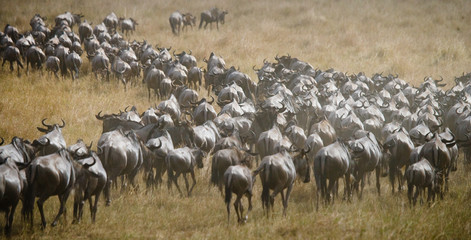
[1, 0, 471, 239]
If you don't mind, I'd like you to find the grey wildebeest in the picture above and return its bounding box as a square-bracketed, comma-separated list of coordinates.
[314, 140, 352, 210]
[119, 17, 138, 36]
[199, 8, 228, 30]
[45, 56, 60, 78]
[97, 128, 145, 205]
[0, 154, 29, 235]
[72, 151, 107, 223]
[382, 127, 414, 193]
[349, 132, 383, 198]
[23, 149, 96, 228]
[1, 46, 24, 75]
[211, 147, 256, 193]
[35, 118, 67, 156]
[25, 46, 46, 74]
[66, 50, 82, 80]
[224, 165, 253, 224]
[251, 149, 297, 217]
[405, 158, 436, 206]
[169, 11, 184, 35]
[166, 147, 205, 197]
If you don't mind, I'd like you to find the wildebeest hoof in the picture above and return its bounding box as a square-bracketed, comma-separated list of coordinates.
[51, 221, 58, 227]
[106, 200, 111, 206]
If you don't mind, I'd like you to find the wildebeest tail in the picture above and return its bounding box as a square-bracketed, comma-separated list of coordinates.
[210, 156, 218, 186]
[224, 172, 232, 204]
[22, 163, 38, 221]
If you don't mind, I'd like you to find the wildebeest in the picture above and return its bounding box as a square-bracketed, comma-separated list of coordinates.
[169, 11, 184, 35]
[252, 149, 297, 216]
[97, 128, 145, 205]
[211, 147, 256, 193]
[23, 149, 96, 228]
[45, 56, 60, 78]
[72, 151, 107, 223]
[0, 154, 29, 235]
[25, 46, 46, 74]
[55, 12, 83, 28]
[103, 12, 119, 33]
[182, 13, 196, 31]
[65, 50, 82, 80]
[119, 17, 138, 36]
[224, 165, 253, 224]
[166, 147, 205, 197]
[314, 140, 352, 210]
[1, 46, 24, 75]
[405, 158, 436, 206]
[199, 8, 228, 30]
[35, 118, 67, 156]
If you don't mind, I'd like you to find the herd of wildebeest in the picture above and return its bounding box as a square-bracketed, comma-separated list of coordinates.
[1, 9, 471, 236]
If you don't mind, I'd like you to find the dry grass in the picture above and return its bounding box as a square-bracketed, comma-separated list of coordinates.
[1, 0, 471, 238]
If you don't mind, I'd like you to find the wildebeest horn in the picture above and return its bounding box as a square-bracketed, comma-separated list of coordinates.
[82, 157, 97, 168]
[354, 142, 365, 152]
[172, 50, 176, 57]
[381, 102, 390, 108]
[277, 103, 286, 113]
[42, 118, 52, 128]
[303, 145, 311, 155]
[59, 119, 66, 128]
[189, 50, 192, 55]
[289, 144, 298, 152]
[96, 111, 105, 120]
[208, 96, 215, 105]
[0, 137, 3, 146]
[435, 76, 444, 83]
[88, 141, 93, 150]
[124, 106, 130, 112]
[203, 57, 207, 63]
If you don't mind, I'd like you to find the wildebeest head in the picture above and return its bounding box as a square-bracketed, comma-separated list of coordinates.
[37, 118, 65, 133]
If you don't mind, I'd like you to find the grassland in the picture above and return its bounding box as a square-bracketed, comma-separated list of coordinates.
[1, 0, 471, 239]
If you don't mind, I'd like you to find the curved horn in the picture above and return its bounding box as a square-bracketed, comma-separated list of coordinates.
[208, 96, 215, 105]
[124, 106, 130, 112]
[150, 139, 162, 150]
[0, 137, 3, 146]
[59, 119, 66, 128]
[354, 142, 365, 153]
[87, 141, 93, 150]
[82, 156, 97, 168]
[303, 145, 311, 155]
[189, 49, 192, 55]
[41, 118, 52, 128]
[96, 111, 105, 120]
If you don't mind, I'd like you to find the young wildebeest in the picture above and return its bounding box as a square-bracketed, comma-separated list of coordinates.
[166, 147, 205, 197]
[405, 158, 436, 206]
[224, 165, 253, 224]
[68, 140, 107, 223]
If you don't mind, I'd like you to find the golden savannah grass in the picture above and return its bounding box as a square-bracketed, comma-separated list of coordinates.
[1, 0, 471, 239]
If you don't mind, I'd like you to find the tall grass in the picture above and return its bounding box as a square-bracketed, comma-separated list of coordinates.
[1, 0, 471, 238]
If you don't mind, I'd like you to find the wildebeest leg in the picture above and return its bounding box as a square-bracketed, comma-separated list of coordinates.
[188, 170, 197, 197]
[327, 179, 335, 205]
[389, 162, 396, 194]
[6, 201, 17, 236]
[183, 173, 191, 196]
[246, 192, 252, 221]
[376, 166, 381, 196]
[51, 190, 72, 227]
[234, 195, 242, 222]
[37, 195, 50, 229]
[282, 184, 293, 216]
[397, 168, 404, 192]
[359, 173, 365, 199]
[172, 172, 183, 195]
[105, 179, 113, 206]
[91, 194, 99, 223]
[73, 191, 81, 224]
[407, 183, 413, 206]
